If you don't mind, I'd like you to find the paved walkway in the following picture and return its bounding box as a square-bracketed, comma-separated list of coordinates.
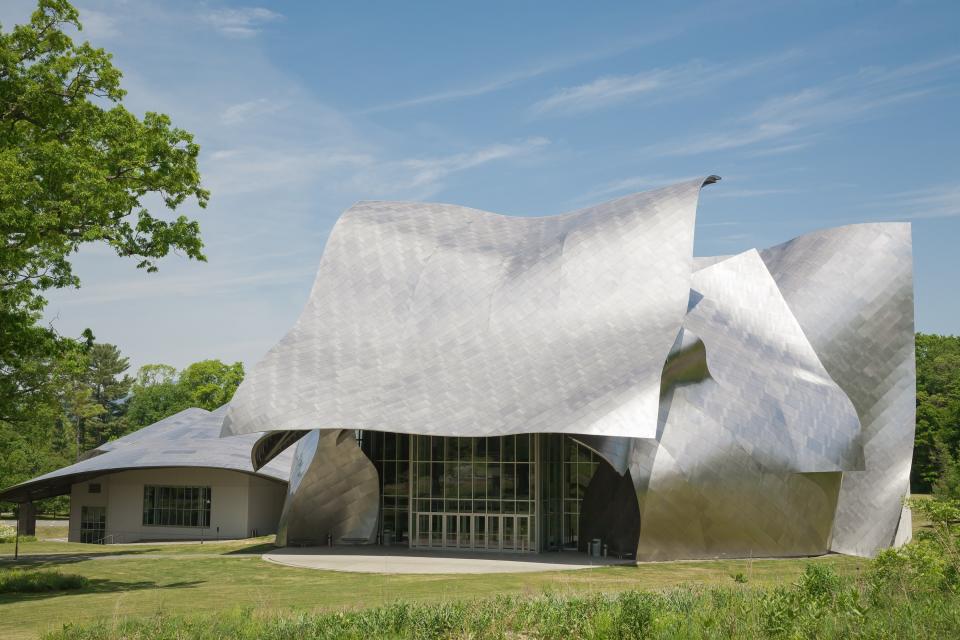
[264, 546, 630, 574]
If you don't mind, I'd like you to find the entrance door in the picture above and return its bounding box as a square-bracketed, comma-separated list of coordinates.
[458, 515, 472, 549]
[516, 516, 530, 552]
[486, 515, 501, 551]
[416, 514, 429, 546]
[444, 515, 457, 548]
[80, 506, 106, 544]
[503, 516, 515, 551]
[473, 515, 486, 548]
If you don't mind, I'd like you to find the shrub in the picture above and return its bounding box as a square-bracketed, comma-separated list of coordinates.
[0, 569, 88, 594]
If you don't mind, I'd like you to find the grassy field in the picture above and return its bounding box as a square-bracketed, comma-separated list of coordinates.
[0, 504, 935, 639]
[0, 536, 871, 640]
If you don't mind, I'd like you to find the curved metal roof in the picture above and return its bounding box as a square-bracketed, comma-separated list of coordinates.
[0, 406, 293, 503]
[218, 177, 914, 560]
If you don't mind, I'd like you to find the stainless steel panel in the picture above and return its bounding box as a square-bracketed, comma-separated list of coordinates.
[216, 180, 914, 560]
[276, 430, 380, 546]
[223, 177, 718, 441]
[760, 223, 915, 556]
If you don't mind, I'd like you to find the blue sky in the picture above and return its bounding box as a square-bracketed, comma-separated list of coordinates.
[2, 0, 958, 372]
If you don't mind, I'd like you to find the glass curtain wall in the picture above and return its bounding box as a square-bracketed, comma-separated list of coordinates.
[540, 435, 600, 551]
[361, 431, 410, 544]
[410, 435, 537, 552]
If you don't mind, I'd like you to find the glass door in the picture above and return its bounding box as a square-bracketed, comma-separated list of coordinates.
[474, 515, 486, 548]
[444, 515, 457, 548]
[458, 515, 472, 549]
[517, 516, 530, 552]
[80, 506, 106, 544]
[487, 515, 501, 551]
[503, 516, 516, 551]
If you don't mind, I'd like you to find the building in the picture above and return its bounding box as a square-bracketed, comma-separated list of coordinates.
[2, 176, 915, 559]
[222, 176, 915, 560]
[0, 406, 293, 543]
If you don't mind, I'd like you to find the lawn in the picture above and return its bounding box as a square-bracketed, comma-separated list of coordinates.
[0, 537, 868, 640]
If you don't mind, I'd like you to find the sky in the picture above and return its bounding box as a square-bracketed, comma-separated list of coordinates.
[2, 0, 959, 373]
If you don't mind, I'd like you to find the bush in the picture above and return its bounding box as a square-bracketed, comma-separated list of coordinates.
[0, 569, 88, 594]
[0, 525, 37, 543]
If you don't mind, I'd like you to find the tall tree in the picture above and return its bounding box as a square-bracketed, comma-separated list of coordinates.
[0, 0, 208, 427]
[84, 343, 132, 446]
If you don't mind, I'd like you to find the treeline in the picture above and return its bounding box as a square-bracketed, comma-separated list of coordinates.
[914, 332, 960, 494]
[0, 340, 242, 510]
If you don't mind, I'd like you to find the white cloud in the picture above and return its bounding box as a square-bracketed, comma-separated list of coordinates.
[873, 184, 960, 219]
[77, 7, 119, 40]
[396, 138, 550, 190]
[221, 99, 286, 125]
[359, 7, 718, 114]
[579, 174, 700, 203]
[530, 52, 800, 116]
[640, 53, 960, 157]
[711, 188, 799, 199]
[201, 7, 282, 38]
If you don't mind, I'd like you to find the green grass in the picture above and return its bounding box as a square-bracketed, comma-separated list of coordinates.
[39, 564, 960, 640]
[0, 537, 868, 640]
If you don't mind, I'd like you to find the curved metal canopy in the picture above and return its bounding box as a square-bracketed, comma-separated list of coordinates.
[0, 406, 294, 503]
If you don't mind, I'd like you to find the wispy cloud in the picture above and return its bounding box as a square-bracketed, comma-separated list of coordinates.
[203, 138, 550, 200]
[54, 265, 319, 305]
[530, 53, 797, 116]
[579, 174, 700, 202]
[221, 99, 286, 125]
[872, 184, 960, 219]
[641, 53, 960, 157]
[360, 12, 709, 114]
[397, 137, 550, 190]
[710, 188, 799, 199]
[202, 7, 282, 38]
[77, 8, 119, 40]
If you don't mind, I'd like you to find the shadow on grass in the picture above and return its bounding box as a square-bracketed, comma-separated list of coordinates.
[0, 578, 204, 603]
[225, 543, 278, 555]
[0, 549, 157, 569]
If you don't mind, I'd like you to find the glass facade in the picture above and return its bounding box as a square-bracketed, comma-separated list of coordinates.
[540, 434, 600, 551]
[142, 485, 211, 527]
[358, 432, 601, 553]
[362, 431, 410, 544]
[410, 434, 537, 552]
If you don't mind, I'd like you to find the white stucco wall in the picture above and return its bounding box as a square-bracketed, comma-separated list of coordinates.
[247, 475, 285, 538]
[68, 468, 286, 543]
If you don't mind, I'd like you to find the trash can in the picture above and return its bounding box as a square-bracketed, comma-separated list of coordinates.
[590, 538, 602, 557]
[383, 529, 393, 546]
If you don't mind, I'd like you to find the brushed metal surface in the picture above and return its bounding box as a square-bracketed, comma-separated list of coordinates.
[635, 249, 863, 559]
[223, 177, 717, 441]
[218, 180, 914, 560]
[276, 429, 380, 546]
[760, 223, 915, 556]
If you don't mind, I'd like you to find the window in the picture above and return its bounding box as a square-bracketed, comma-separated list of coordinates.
[88, 483, 101, 494]
[142, 485, 211, 527]
[80, 506, 106, 543]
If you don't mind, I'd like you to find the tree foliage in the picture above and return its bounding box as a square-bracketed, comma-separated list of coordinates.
[0, 0, 207, 440]
[0, 346, 244, 510]
[914, 333, 960, 493]
[125, 360, 244, 428]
